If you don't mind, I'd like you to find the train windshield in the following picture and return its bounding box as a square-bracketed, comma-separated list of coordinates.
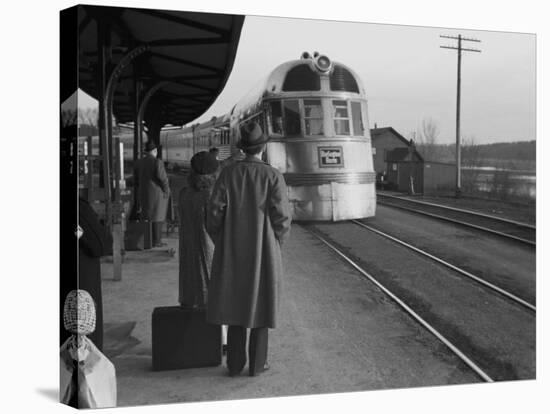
[333, 100, 350, 135]
[270, 101, 284, 135]
[269, 99, 364, 137]
[283, 100, 301, 136]
[351, 102, 364, 135]
[269, 100, 300, 136]
[304, 100, 323, 135]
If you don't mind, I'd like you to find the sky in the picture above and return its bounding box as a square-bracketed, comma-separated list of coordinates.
[78, 12, 536, 145]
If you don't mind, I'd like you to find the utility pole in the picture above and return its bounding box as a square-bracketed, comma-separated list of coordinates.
[440, 34, 481, 198]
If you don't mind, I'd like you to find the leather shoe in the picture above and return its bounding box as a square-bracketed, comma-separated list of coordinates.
[249, 363, 270, 377]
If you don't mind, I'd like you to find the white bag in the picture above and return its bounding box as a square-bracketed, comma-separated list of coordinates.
[60, 336, 117, 408]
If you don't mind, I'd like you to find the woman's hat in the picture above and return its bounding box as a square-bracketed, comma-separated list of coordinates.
[145, 140, 157, 152]
[63, 289, 96, 336]
[191, 151, 219, 175]
[237, 122, 269, 150]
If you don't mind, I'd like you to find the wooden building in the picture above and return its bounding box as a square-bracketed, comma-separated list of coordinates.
[423, 161, 456, 194]
[385, 147, 424, 193]
[370, 126, 424, 193]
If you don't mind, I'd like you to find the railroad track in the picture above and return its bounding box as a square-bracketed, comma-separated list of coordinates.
[377, 193, 536, 246]
[350, 219, 535, 312]
[302, 221, 535, 382]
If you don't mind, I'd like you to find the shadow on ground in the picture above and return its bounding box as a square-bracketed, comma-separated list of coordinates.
[35, 388, 58, 402]
[104, 322, 141, 359]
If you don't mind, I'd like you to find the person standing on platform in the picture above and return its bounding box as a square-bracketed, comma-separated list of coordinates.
[178, 151, 219, 308]
[60, 197, 111, 351]
[135, 140, 171, 247]
[207, 122, 292, 377]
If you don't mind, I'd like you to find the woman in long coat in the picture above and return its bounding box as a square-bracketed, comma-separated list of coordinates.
[178, 152, 219, 307]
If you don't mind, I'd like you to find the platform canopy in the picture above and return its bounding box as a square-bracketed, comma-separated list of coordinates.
[74, 5, 244, 127]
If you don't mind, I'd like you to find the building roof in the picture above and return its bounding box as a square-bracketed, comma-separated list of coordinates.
[371, 126, 412, 147]
[372, 126, 424, 162]
[74, 5, 244, 127]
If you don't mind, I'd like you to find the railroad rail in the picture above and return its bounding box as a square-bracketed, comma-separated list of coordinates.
[351, 219, 536, 312]
[303, 225, 494, 383]
[377, 193, 535, 246]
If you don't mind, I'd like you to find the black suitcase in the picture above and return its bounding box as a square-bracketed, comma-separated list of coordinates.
[152, 306, 222, 371]
[125, 220, 152, 251]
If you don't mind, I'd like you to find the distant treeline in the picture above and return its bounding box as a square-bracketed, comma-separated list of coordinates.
[467, 140, 534, 161]
[416, 140, 536, 170]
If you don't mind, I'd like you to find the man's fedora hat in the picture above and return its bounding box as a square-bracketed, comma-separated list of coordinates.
[237, 122, 269, 150]
[145, 140, 157, 152]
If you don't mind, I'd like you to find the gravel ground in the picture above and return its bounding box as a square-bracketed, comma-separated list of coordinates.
[100, 225, 480, 408]
[310, 218, 535, 381]
[367, 205, 536, 304]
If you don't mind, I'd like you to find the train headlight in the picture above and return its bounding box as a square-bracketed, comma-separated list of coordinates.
[315, 55, 332, 72]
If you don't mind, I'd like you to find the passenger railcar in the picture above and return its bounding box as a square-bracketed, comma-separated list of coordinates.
[160, 113, 231, 169]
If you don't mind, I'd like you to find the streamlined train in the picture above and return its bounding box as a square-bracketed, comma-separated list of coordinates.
[84, 52, 377, 221]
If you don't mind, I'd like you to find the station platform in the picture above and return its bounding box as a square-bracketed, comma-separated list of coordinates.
[100, 224, 477, 408]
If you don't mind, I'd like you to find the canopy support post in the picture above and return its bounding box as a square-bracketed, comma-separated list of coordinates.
[102, 43, 150, 280]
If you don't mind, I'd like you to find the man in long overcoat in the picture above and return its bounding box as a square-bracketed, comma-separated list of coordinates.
[207, 122, 291, 377]
[135, 140, 170, 247]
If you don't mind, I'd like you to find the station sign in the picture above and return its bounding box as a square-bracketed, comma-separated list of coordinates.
[318, 146, 344, 167]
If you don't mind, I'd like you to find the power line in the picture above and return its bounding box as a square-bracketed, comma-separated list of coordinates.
[440, 34, 482, 198]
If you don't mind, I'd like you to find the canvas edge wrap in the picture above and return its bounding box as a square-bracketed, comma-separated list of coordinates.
[60, 5, 79, 407]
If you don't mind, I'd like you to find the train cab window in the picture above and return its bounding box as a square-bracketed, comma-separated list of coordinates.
[332, 100, 350, 135]
[269, 101, 284, 135]
[253, 113, 267, 135]
[351, 102, 364, 136]
[304, 99, 324, 136]
[283, 100, 301, 136]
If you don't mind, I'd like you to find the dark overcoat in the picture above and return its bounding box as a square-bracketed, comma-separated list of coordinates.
[178, 186, 215, 307]
[60, 198, 111, 351]
[136, 154, 170, 222]
[206, 156, 291, 329]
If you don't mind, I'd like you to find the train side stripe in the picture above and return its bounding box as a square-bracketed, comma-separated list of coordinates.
[283, 172, 375, 186]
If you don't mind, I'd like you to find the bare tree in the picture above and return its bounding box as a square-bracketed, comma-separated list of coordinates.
[77, 107, 120, 135]
[61, 109, 78, 128]
[461, 135, 482, 167]
[415, 117, 440, 161]
[421, 117, 440, 145]
[78, 107, 99, 127]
